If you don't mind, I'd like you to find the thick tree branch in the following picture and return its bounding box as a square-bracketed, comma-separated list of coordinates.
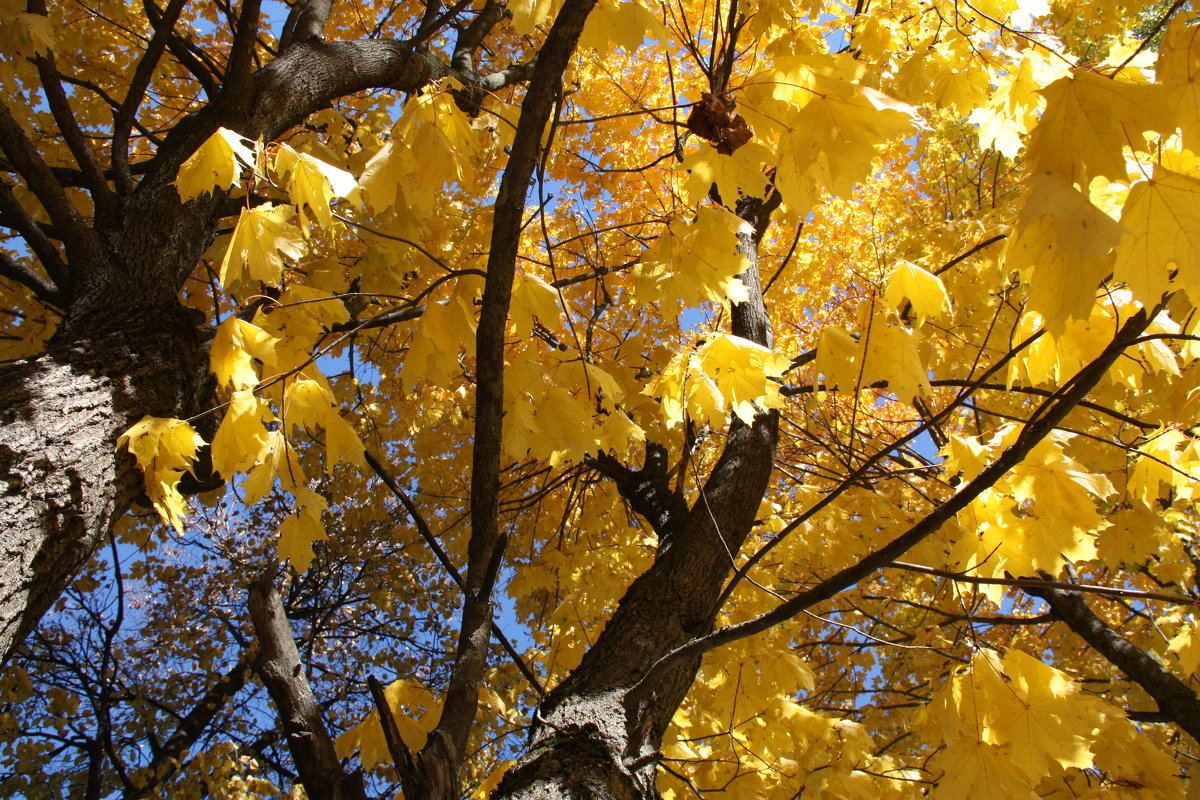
[113, 0, 188, 194]
[0, 250, 64, 308]
[434, 0, 598, 776]
[27, 53, 115, 219]
[888, 561, 1198, 607]
[1025, 581, 1200, 741]
[280, 0, 334, 50]
[366, 675, 460, 800]
[248, 573, 366, 800]
[143, 0, 222, 97]
[627, 308, 1153, 703]
[223, 0, 264, 98]
[504, 154, 784, 800]
[587, 442, 689, 536]
[25, 1, 111, 214]
[0, 100, 101, 272]
[452, 0, 508, 73]
[141, 38, 519, 192]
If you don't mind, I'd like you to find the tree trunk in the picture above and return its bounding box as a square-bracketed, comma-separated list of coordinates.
[0, 303, 210, 661]
[490, 199, 782, 800]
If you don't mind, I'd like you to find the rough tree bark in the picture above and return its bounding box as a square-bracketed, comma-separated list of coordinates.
[0, 8, 533, 664]
[0, 306, 211, 660]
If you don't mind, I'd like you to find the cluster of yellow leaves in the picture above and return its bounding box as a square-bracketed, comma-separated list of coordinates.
[116, 416, 204, 533]
[124, 123, 374, 566]
[402, 288, 481, 389]
[738, 54, 921, 216]
[360, 84, 497, 221]
[219, 204, 307, 293]
[663, 631, 916, 800]
[922, 649, 1183, 800]
[0, 0, 53, 83]
[335, 679, 442, 768]
[811, 262, 950, 405]
[969, 49, 1068, 157]
[643, 333, 790, 429]
[505, 344, 645, 466]
[634, 206, 751, 310]
[942, 430, 1115, 584]
[169, 741, 280, 800]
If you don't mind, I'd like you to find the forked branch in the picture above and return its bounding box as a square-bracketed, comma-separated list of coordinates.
[248, 572, 366, 800]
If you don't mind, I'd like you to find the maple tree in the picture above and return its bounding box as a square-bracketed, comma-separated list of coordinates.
[1, 0, 1200, 796]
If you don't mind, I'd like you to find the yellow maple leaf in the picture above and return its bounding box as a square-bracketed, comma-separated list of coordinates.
[1007, 434, 1116, 517]
[277, 503, 326, 573]
[218, 203, 306, 291]
[681, 142, 772, 208]
[284, 378, 365, 472]
[209, 317, 280, 389]
[941, 433, 991, 483]
[884, 260, 951, 325]
[1167, 620, 1200, 677]
[999, 511, 1099, 576]
[695, 333, 789, 424]
[510, 272, 562, 338]
[241, 430, 305, 505]
[989, 650, 1112, 776]
[1157, 15, 1200, 153]
[969, 49, 1068, 158]
[0, 10, 54, 66]
[578, 0, 668, 55]
[894, 39, 989, 115]
[1096, 501, 1170, 567]
[1113, 168, 1200, 307]
[335, 679, 442, 767]
[740, 55, 918, 214]
[814, 325, 862, 393]
[1128, 428, 1197, 506]
[266, 284, 349, 351]
[175, 128, 256, 202]
[210, 389, 274, 477]
[925, 649, 1114, 794]
[116, 416, 204, 532]
[508, 0, 562, 35]
[1091, 718, 1187, 800]
[645, 334, 785, 429]
[272, 144, 357, 229]
[635, 207, 751, 309]
[969, 0, 1049, 25]
[358, 142, 410, 214]
[1006, 171, 1124, 329]
[401, 293, 478, 388]
[1025, 69, 1172, 185]
[391, 87, 484, 197]
[862, 312, 932, 404]
[933, 739, 1038, 800]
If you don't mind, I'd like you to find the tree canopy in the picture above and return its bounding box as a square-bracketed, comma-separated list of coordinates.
[1, 0, 1199, 797]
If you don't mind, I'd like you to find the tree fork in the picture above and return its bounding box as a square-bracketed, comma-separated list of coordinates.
[491, 168, 784, 800]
